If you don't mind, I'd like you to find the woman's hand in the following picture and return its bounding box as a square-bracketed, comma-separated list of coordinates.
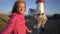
[26, 26, 32, 33]
[27, 30, 32, 33]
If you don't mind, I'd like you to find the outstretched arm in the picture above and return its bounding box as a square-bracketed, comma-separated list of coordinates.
[1, 15, 16, 34]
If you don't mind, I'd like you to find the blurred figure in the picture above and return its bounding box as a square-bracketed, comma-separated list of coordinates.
[0, 0, 32, 34]
[34, 10, 48, 34]
[37, 12, 48, 32]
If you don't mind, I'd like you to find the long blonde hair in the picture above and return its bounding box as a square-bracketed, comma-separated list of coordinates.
[12, 1, 26, 13]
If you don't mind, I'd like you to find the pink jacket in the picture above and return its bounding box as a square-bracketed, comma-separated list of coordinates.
[1, 13, 27, 34]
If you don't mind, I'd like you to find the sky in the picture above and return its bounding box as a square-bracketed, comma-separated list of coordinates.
[0, 0, 60, 15]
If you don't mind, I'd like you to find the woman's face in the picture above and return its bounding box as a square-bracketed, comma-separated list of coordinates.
[18, 2, 25, 14]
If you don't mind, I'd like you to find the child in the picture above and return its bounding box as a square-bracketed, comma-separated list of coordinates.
[1, 0, 32, 34]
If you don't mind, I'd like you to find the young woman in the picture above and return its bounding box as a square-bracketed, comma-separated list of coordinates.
[1, 0, 32, 34]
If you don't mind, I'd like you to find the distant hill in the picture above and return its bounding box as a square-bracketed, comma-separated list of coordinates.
[0, 14, 9, 31]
